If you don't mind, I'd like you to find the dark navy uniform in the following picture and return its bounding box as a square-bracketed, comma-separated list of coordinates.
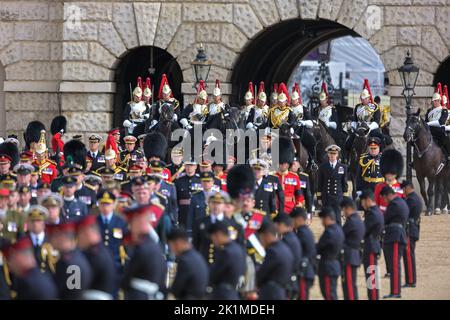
[50, 176, 64, 193]
[254, 176, 278, 216]
[187, 191, 210, 235]
[266, 174, 285, 215]
[167, 163, 184, 181]
[257, 239, 294, 300]
[209, 240, 246, 300]
[174, 173, 202, 228]
[28, 233, 56, 274]
[317, 161, 349, 225]
[356, 152, 384, 193]
[342, 213, 365, 300]
[75, 184, 97, 208]
[295, 225, 316, 300]
[54, 248, 93, 300]
[363, 205, 384, 300]
[170, 248, 209, 300]
[159, 180, 178, 225]
[121, 235, 167, 300]
[279, 232, 302, 299]
[83, 242, 117, 297]
[63, 198, 88, 221]
[383, 196, 409, 296]
[316, 223, 345, 300]
[87, 150, 106, 172]
[14, 267, 58, 300]
[119, 149, 143, 168]
[299, 172, 313, 214]
[96, 214, 128, 272]
[403, 191, 422, 286]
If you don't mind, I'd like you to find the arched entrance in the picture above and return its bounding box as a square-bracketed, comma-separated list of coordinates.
[113, 46, 183, 127]
[0, 63, 5, 137]
[433, 56, 450, 87]
[230, 19, 360, 104]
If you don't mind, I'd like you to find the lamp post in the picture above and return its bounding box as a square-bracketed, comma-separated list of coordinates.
[191, 44, 212, 89]
[398, 51, 420, 181]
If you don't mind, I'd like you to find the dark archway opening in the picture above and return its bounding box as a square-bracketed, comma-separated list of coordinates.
[433, 56, 450, 87]
[113, 46, 183, 127]
[230, 19, 358, 105]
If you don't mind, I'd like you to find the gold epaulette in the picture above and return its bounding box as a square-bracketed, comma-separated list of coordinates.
[156, 191, 167, 200]
[192, 190, 202, 195]
[85, 184, 96, 191]
[46, 159, 57, 165]
[253, 208, 266, 216]
[300, 172, 309, 177]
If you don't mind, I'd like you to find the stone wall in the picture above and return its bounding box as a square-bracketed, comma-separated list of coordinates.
[0, 0, 449, 147]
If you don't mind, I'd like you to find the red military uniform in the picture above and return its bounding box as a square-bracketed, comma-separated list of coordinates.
[33, 159, 58, 184]
[374, 180, 404, 213]
[276, 171, 305, 214]
[217, 172, 227, 192]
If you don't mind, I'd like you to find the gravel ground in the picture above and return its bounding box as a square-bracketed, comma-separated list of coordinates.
[307, 213, 450, 300]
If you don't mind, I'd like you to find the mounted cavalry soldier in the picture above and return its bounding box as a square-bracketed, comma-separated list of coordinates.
[345, 79, 390, 157]
[242, 82, 256, 123]
[316, 82, 340, 142]
[270, 83, 278, 109]
[267, 82, 295, 129]
[425, 83, 450, 163]
[291, 83, 316, 167]
[180, 80, 209, 130]
[206, 80, 230, 121]
[123, 77, 151, 135]
[150, 74, 181, 131]
[246, 82, 269, 131]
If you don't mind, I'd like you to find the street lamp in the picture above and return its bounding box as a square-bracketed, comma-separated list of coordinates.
[398, 50, 420, 181]
[191, 44, 212, 88]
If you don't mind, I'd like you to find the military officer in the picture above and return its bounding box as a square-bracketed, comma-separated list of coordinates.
[380, 185, 409, 299]
[69, 167, 96, 208]
[47, 221, 93, 299]
[207, 221, 246, 300]
[266, 83, 295, 129]
[198, 160, 222, 190]
[121, 203, 167, 300]
[1, 237, 58, 300]
[26, 205, 56, 274]
[359, 189, 384, 300]
[76, 215, 116, 299]
[61, 176, 88, 221]
[180, 83, 208, 130]
[167, 228, 209, 300]
[265, 170, 285, 216]
[123, 77, 147, 134]
[256, 220, 294, 300]
[96, 191, 128, 273]
[120, 164, 142, 193]
[251, 158, 277, 217]
[17, 185, 32, 213]
[39, 193, 64, 224]
[206, 80, 230, 121]
[273, 213, 302, 299]
[32, 130, 58, 184]
[193, 192, 229, 265]
[0, 188, 25, 242]
[340, 197, 365, 300]
[290, 207, 316, 300]
[400, 180, 423, 288]
[120, 135, 142, 168]
[270, 83, 278, 109]
[187, 172, 216, 236]
[298, 169, 313, 217]
[356, 137, 384, 194]
[0, 154, 13, 177]
[241, 82, 255, 123]
[14, 163, 34, 188]
[96, 148, 127, 183]
[317, 145, 349, 225]
[316, 207, 345, 300]
[167, 148, 185, 182]
[246, 82, 269, 130]
[276, 137, 305, 214]
[87, 134, 105, 172]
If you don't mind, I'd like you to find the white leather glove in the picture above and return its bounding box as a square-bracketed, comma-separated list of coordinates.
[356, 190, 362, 197]
[180, 118, 189, 128]
[303, 120, 313, 129]
[246, 122, 254, 130]
[290, 127, 295, 135]
[123, 119, 132, 128]
[149, 120, 158, 129]
[172, 114, 178, 121]
[298, 120, 306, 126]
[327, 121, 337, 130]
[445, 125, 450, 132]
[351, 121, 357, 130]
[428, 120, 441, 127]
[143, 113, 150, 119]
[368, 122, 379, 131]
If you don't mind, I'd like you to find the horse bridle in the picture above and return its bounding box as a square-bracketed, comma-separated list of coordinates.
[405, 121, 433, 159]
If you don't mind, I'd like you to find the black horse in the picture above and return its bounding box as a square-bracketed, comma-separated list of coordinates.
[404, 110, 449, 215]
[347, 122, 371, 199]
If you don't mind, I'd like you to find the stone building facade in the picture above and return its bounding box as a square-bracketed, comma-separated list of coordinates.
[0, 0, 449, 148]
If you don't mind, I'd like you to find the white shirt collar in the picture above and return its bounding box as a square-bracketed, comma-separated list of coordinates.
[102, 212, 114, 222]
[31, 232, 45, 246]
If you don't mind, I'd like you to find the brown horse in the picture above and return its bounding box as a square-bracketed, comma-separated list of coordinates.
[404, 110, 449, 215]
[312, 120, 336, 164]
[279, 123, 309, 170]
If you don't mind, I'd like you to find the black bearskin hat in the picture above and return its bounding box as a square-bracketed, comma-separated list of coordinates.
[50, 116, 67, 135]
[0, 141, 20, 167]
[276, 136, 295, 164]
[143, 132, 167, 160]
[226, 164, 255, 200]
[380, 149, 404, 177]
[24, 121, 45, 150]
[63, 139, 87, 170]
